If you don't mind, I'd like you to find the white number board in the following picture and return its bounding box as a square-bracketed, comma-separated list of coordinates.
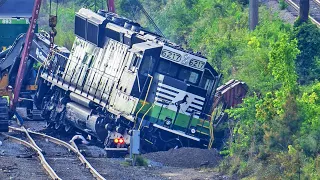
[160, 45, 207, 71]
[1, 19, 12, 24]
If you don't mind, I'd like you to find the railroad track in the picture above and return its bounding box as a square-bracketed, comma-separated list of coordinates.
[284, 0, 320, 27]
[1, 126, 105, 180]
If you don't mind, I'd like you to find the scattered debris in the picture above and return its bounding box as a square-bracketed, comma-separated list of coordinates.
[16, 154, 33, 158]
[77, 144, 107, 158]
[143, 147, 222, 168]
[70, 135, 90, 145]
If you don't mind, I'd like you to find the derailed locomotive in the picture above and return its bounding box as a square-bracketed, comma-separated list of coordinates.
[35, 8, 221, 151]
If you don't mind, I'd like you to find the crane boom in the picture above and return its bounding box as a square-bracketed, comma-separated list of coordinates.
[11, 0, 42, 111]
[107, 0, 115, 13]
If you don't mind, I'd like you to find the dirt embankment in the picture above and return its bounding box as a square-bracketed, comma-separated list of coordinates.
[143, 147, 222, 168]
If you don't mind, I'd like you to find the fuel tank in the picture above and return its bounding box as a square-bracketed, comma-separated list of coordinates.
[65, 102, 108, 140]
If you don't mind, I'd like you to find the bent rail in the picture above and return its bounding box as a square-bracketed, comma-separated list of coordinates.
[1, 133, 61, 180]
[9, 126, 106, 180]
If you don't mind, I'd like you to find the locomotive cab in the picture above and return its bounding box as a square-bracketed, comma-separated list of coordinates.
[133, 44, 220, 150]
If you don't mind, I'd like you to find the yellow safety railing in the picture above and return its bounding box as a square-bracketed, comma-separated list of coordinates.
[134, 74, 153, 127]
[139, 104, 155, 130]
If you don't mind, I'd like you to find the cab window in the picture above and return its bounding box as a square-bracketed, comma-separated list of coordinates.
[157, 60, 179, 77]
[178, 67, 200, 84]
[156, 59, 201, 85]
[129, 53, 140, 72]
[139, 55, 156, 76]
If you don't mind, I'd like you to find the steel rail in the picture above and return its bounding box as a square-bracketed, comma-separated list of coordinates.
[313, 0, 320, 8]
[0, 133, 61, 180]
[20, 126, 43, 153]
[9, 126, 106, 180]
[70, 141, 106, 180]
[284, 0, 320, 27]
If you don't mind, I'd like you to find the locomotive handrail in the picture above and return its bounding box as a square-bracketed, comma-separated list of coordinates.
[49, 49, 118, 79]
[134, 74, 153, 126]
[42, 48, 120, 102]
[139, 104, 155, 130]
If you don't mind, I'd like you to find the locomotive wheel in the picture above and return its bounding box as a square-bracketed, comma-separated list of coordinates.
[49, 109, 57, 122]
[40, 97, 51, 119]
[64, 124, 74, 134]
[54, 121, 64, 131]
[45, 121, 54, 129]
[54, 112, 64, 131]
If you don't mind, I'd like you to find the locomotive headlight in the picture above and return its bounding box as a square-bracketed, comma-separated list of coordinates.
[190, 127, 196, 134]
[164, 117, 172, 126]
[165, 119, 171, 126]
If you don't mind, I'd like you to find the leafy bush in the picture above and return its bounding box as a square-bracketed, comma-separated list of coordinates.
[294, 22, 320, 84]
[135, 155, 148, 166]
[279, 0, 288, 10]
[237, 0, 249, 6]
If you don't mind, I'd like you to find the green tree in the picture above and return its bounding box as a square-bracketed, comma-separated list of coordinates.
[294, 22, 320, 84]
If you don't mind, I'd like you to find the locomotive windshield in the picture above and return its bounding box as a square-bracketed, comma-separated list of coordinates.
[178, 68, 200, 84]
[139, 55, 156, 76]
[157, 60, 179, 77]
[157, 59, 201, 85]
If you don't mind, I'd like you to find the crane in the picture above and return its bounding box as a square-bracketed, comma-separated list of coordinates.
[107, 0, 115, 13]
[11, 0, 42, 112]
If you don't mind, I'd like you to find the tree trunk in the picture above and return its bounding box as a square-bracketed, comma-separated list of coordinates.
[299, 0, 310, 22]
[249, 0, 258, 30]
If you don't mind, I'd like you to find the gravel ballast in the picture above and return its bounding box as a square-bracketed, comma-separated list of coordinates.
[143, 147, 222, 168]
[260, 0, 297, 24]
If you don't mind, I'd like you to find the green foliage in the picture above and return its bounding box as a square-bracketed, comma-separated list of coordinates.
[39, 2, 80, 49]
[302, 156, 320, 179]
[237, 0, 249, 6]
[154, 0, 200, 45]
[268, 34, 299, 93]
[135, 155, 148, 166]
[115, 1, 319, 178]
[298, 82, 320, 156]
[226, 95, 262, 157]
[294, 22, 320, 84]
[279, 0, 288, 10]
[227, 25, 301, 178]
